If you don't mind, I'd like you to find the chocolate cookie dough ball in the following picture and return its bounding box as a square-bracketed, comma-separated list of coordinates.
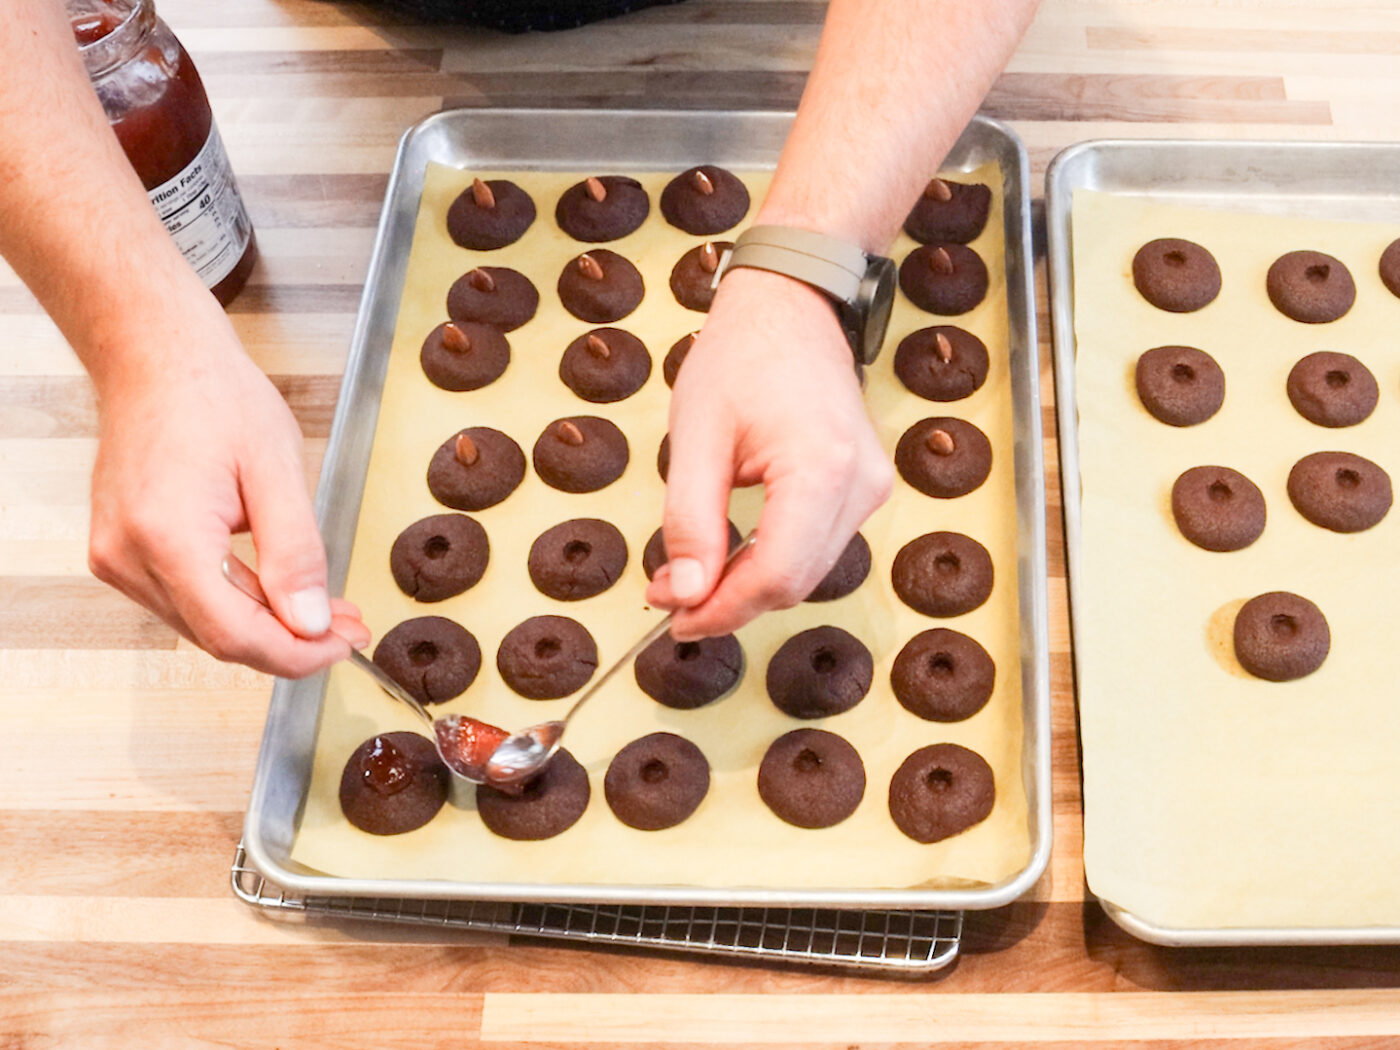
[903, 177, 992, 245]
[1135, 345, 1225, 427]
[634, 631, 744, 710]
[641, 520, 742, 580]
[427, 427, 527, 511]
[1131, 238, 1221, 313]
[1287, 451, 1393, 532]
[558, 250, 644, 324]
[888, 743, 995, 843]
[1287, 352, 1378, 428]
[527, 518, 628, 601]
[1233, 592, 1330, 682]
[558, 328, 651, 403]
[663, 332, 697, 387]
[373, 616, 482, 705]
[1170, 466, 1267, 552]
[657, 433, 670, 481]
[390, 512, 489, 602]
[660, 166, 750, 236]
[891, 532, 994, 617]
[420, 321, 510, 392]
[555, 175, 649, 242]
[805, 531, 871, 602]
[899, 243, 990, 315]
[757, 728, 866, 829]
[891, 628, 995, 723]
[496, 615, 597, 700]
[532, 416, 629, 493]
[893, 326, 990, 402]
[765, 625, 873, 719]
[476, 748, 591, 840]
[446, 266, 539, 332]
[895, 417, 993, 499]
[669, 241, 731, 312]
[1267, 250, 1355, 324]
[339, 732, 449, 836]
[1381, 238, 1400, 299]
[605, 732, 711, 831]
[446, 177, 535, 250]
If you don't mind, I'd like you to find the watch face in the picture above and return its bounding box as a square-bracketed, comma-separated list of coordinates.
[857, 257, 898, 365]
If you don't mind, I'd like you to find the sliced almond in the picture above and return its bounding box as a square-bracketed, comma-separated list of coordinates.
[933, 331, 954, 363]
[699, 242, 720, 274]
[441, 322, 471, 354]
[585, 333, 611, 359]
[471, 177, 496, 210]
[585, 176, 607, 203]
[577, 253, 605, 281]
[929, 247, 954, 276]
[557, 420, 586, 446]
[925, 178, 953, 202]
[927, 428, 956, 456]
[455, 432, 480, 466]
[693, 169, 715, 195]
[467, 267, 495, 293]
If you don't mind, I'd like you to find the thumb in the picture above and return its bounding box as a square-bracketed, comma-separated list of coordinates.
[241, 445, 333, 639]
[650, 419, 734, 610]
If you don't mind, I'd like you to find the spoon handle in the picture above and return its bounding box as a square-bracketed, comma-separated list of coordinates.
[219, 553, 434, 727]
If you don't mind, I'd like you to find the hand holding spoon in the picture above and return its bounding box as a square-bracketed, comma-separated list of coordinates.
[221, 554, 507, 782]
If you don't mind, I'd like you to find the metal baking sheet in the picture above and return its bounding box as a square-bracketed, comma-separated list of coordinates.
[241, 108, 1049, 910]
[1046, 137, 1400, 947]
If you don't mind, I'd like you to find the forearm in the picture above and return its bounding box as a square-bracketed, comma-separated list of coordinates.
[757, 0, 1040, 252]
[0, 0, 223, 396]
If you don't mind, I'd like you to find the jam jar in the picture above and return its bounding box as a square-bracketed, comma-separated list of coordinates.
[70, 0, 256, 305]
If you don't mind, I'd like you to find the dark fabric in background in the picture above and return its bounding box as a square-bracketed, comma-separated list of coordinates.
[365, 0, 686, 32]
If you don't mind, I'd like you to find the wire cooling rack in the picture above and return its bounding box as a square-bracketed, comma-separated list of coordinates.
[231, 843, 961, 975]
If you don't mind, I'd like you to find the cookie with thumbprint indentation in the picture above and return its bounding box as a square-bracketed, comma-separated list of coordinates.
[889, 743, 995, 843]
[390, 512, 489, 602]
[891, 532, 994, 617]
[903, 177, 992, 245]
[527, 518, 627, 601]
[641, 521, 742, 580]
[1287, 451, 1392, 532]
[1170, 466, 1267, 552]
[427, 427, 526, 512]
[446, 266, 539, 331]
[758, 728, 866, 829]
[1135, 345, 1225, 427]
[558, 328, 651, 403]
[765, 625, 873, 720]
[1287, 352, 1377, 428]
[420, 321, 510, 392]
[476, 748, 590, 840]
[893, 326, 989, 402]
[339, 732, 449, 836]
[1233, 592, 1330, 682]
[446, 178, 535, 250]
[605, 732, 711, 831]
[899, 243, 989, 315]
[635, 631, 744, 710]
[373, 616, 481, 706]
[1132, 238, 1221, 313]
[891, 628, 995, 723]
[555, 175, 649, 242]
[496, 615, 597, 700]
[1267, 250, 1355, 324]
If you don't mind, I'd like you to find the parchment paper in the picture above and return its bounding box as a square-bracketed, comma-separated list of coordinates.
[1073, 189, 1400, 929]
[289, 162, 1029, 891]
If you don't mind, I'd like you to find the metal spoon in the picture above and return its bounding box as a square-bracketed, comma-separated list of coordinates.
[220, 554, 506, 782]
[485, 530, 757, 788]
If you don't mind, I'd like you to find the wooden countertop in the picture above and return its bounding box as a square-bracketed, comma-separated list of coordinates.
[4, 0, 1400, 1044]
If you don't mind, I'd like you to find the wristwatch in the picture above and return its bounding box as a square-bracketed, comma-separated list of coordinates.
[712, 224, 898, 366]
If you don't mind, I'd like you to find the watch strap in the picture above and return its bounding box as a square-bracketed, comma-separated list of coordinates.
[715, 224, 870, 305]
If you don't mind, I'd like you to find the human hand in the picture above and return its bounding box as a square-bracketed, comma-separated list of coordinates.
[646, 268, 894, 640]
[86, 312, 369, 677]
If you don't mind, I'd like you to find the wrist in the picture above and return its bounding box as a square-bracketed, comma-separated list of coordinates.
[709, 267, 855, 367]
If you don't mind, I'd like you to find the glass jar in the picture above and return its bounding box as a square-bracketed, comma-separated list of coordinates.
[70, 0, 257, 306]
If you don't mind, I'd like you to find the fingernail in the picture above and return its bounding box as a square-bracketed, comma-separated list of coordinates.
[290, 587, 332, 635]
[668, 557, 705, 602]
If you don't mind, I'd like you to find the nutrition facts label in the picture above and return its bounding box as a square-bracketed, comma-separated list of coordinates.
[147, 125, 251, 288]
